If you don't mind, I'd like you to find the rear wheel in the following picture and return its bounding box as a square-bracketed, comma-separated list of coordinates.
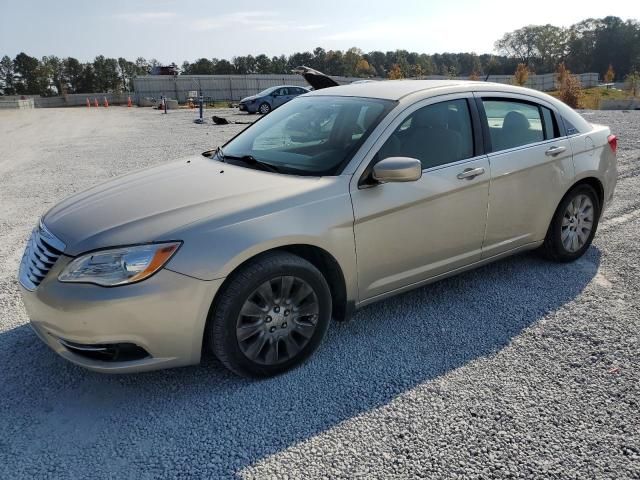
[207, 252, 331, 377]
[258, 102, 271, 114]
[540, 184, 600, 262]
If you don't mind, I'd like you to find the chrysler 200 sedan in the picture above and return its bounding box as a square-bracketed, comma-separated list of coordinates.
[19, 81, 617, 377]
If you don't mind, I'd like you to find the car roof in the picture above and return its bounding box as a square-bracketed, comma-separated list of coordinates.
[267, 85, 308, 90]
[304, 79, 466, 100]
[303, 79, 592, 133]
[304, 79, 547, 101]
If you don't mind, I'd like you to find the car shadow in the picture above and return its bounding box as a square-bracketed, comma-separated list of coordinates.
[0, 247, 601, 478]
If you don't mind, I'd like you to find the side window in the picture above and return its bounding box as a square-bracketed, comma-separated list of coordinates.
[280, 88, 289, 96]
[377, 99, 474, 170]
[562, 117, 579, 135]
[482, 99, 544, 151]
[541, 107, 560, 139]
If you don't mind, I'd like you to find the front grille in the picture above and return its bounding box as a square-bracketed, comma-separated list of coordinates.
[18, 220, 66, 291]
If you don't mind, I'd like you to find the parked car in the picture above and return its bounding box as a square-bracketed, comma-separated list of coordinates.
[19, 81, 617, 377]
[238, 85, 310, 114]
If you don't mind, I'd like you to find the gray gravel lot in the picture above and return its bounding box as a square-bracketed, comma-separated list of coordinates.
[0, 106, 638, 479]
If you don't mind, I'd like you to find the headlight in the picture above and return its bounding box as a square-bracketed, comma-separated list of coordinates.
[58, 242, 181, 286]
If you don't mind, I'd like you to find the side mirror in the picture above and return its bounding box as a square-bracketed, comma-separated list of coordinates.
[372, 157, 422, 183]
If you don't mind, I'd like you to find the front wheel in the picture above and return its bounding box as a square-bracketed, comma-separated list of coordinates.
[258, 102, 271, 114]
[540, 184, 601, 262]
[207, 252, 332, 377]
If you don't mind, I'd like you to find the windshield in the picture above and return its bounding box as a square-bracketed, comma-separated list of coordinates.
[256, 87, 277, 96]
[221, 96, 396, 175]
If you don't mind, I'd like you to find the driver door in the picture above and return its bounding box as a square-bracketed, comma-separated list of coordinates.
[272, 88, 290, 108]
[350, 95, 490, 301]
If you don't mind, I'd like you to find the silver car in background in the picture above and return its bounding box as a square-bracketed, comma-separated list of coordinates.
[19, 81, 617, 377]
[238, 85, 310, 114]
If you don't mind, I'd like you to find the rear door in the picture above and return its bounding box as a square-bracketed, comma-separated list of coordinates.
[476, 94, 575, 257]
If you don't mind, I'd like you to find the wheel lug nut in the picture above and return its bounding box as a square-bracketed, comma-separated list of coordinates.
[265, 316, 272, 323]
[269, 326, 276, 333]
[282, 322, 287, 328]
[284, 310, 289, 316]
[274, 306, 280, 313]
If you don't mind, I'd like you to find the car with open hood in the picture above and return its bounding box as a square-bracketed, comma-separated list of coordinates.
[19, 80, 617, 377]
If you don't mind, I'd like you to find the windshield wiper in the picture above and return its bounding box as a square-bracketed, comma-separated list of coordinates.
[221, 153, 281, 173]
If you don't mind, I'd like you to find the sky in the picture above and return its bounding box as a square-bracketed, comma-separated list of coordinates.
[1, 0, 637, 63]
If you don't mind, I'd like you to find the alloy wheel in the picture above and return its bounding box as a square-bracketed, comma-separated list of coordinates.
[236, 276, 319, 365]
[561, 193, 594, 252]
[259, 103, 271, 114]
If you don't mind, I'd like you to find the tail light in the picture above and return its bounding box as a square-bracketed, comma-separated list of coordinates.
[607, 134, 617, 153]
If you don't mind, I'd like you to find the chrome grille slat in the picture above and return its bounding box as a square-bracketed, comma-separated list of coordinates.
[18, 221, 66, 291]
[34, 238, 61, 258]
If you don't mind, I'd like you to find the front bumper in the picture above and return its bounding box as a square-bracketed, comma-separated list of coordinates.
[20, 255, 224, 373]
[238, 102, 256, 113]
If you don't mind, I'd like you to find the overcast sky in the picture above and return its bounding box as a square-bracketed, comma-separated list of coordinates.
[1, 0, 637, 63]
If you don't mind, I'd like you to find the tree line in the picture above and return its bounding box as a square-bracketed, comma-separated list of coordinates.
[1, 16, 638, 96]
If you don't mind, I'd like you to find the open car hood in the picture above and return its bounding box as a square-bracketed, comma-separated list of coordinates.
[293, 66, 340, 90]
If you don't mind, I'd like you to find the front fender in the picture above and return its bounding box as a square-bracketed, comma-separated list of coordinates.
[166, 180, 358, 305]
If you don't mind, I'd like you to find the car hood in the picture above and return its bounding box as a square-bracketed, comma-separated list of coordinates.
[294, 66, 340, 90]
[240, 95, 258, 103]
[43, 156, 330, 256]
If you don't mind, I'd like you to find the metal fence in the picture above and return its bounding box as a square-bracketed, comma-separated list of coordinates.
[132, 74, 359, 103]
[132, 72, 599, 103]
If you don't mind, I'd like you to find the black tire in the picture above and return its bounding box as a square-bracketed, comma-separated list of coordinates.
[540, 184, 601, 262]
[206, 251, 332, 377]
[258, 102, 271, 114]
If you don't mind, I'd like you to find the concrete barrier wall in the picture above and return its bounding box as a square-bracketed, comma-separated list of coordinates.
[33, 93, 132, 108]
[600, 99, 640, 110]
[0, 98, 35, 109]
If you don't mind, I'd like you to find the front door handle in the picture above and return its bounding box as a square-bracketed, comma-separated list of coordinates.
[457, 167, 485, 180]
[545, 146, 566, 157]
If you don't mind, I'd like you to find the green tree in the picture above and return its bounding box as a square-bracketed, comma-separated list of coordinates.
[63, 57, 84, 93]
[13, 52, 44, 94]
[255, 54, 272, 73]
[343, 47, 363, 77]
[135, 57, 151, 75]
[626, 70, 640, 97]
[184, 58, 215, 75]
[77, 64, 97, 93]
[92, 55, 121, 92]
[270, 55, 288, 74]
[213, 59, 235, 74]
[0, 55, 16, 95]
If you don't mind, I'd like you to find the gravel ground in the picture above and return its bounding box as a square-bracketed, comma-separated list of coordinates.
[0, 107, 638, 479]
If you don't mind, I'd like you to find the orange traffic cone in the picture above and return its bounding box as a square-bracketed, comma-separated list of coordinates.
[86, 98, 90, 108]
[103, 97, 109, 108]
[94, 98, 99, 108]
[127, 96, 132, 107]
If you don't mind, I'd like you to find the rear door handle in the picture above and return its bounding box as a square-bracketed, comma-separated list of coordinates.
[457, 167, 485, 180]
[545, 146, 566, 156]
